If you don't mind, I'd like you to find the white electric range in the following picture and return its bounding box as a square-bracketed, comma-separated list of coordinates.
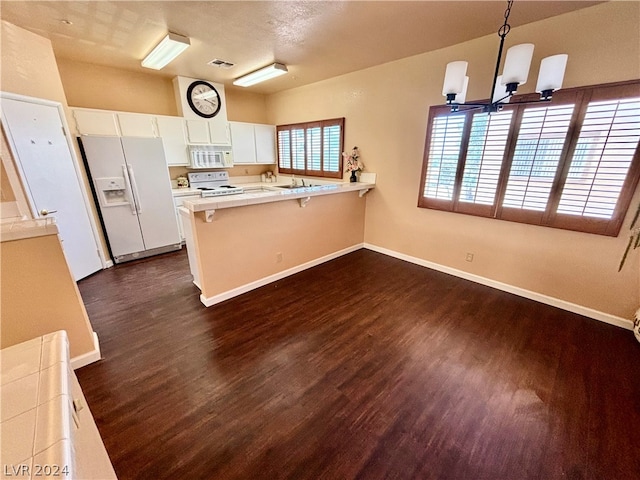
[187, 171, 244, 197]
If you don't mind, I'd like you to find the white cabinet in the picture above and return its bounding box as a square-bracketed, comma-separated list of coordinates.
[117, 113, 156, 137]
[185, 119, 210, 143]
[255, 124, 276, 164]
[230, 121, 257, 164]
[185, 119, 231, 145]
[156, 116, 189, 166]
[72, 109, 120, 136]
[230, 121, 276, 165]
[173, 193, 201, 240]
[209, 119, 231, 145]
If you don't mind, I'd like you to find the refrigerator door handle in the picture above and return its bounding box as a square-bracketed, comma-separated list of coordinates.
[122, 164, 138, 215]
[127, 165, 142, 214]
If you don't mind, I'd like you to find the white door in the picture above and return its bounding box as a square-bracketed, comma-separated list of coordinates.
[1, 97, 103, 280]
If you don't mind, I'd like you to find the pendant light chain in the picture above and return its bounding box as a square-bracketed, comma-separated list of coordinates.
[498, 1, 513, 38]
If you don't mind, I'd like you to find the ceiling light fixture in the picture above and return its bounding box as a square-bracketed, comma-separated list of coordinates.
[442, 0, 568, 113]
[233, 63, 288, 87]
[141, 32, 190, 70]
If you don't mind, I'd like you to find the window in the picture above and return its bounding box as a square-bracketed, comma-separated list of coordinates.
[277, 118, 345, 179]
[418, 81, 640, 236]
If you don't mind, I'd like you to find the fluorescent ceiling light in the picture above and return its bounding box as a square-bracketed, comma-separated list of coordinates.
[233, 63, 288, 87]
[142, 33, 190, 70]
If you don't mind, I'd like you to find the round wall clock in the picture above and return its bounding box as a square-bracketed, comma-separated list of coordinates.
[186, 80, 221, 118]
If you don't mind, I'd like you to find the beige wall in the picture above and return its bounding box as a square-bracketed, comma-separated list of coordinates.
[1, 157, 16, 202]
[1, 234, 96, 358]
[57, 58, 178, 116]
[57, 58, 270, 123]
[0, 21, 99, 357]
[266, 2, 640, 320]
[192, 192, 366, 299]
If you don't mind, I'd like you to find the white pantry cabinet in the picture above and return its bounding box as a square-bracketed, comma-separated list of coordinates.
[156, 115, 189, 166]
[230, 121, 276, 164]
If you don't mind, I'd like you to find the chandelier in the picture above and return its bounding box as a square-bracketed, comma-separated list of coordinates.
[442, 0, 568, 113]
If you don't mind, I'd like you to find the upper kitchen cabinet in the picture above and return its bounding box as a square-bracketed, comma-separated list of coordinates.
[72, 108, 120, 136]
[209, 120, 231, 145]
[230, 121, 276, 164]
[72, 108, 157, 138]
[117, 113, 156, 138]
[230, 121, 257, 164]
[254, 124, 276, 164]
[156, 115, 189, 166]
[184, 119, 231, 145]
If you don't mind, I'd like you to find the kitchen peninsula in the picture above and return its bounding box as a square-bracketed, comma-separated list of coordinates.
[180, 180, 375, 306]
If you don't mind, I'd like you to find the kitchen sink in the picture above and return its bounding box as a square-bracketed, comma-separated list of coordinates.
[275, 184, 323, 189]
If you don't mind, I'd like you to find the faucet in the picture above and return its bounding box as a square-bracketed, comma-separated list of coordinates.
[301, 178, 306, 187]
[291, 175, 296, 186]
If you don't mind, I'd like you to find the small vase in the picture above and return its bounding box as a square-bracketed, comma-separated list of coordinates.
[350, 170, 358, 183]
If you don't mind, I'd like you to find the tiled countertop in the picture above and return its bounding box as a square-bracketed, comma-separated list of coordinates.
[0, 218, 59, 243]
[182, 181, 375, 213]
[1, 331, 75, 479]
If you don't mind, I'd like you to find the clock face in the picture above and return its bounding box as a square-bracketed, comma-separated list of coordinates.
[186, 81, 221, 118]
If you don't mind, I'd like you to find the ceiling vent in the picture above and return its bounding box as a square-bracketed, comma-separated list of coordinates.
[207, 59, 234, 69]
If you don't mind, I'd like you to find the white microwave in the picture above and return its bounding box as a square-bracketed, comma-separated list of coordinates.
[188, 145, 233, 169]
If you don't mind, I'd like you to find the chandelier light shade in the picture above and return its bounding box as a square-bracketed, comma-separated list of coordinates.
[233, 63, 288, 87]
[501, 43, 534, 89]
[441, 0, 568, 112]
[536, 54, 569, 98]
[491, 75, 510, 104]
[141, 33, 190, 70]
[442, 61, 468, 99]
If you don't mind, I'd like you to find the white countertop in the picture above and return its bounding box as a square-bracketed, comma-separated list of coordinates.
[172, 187, 202, 197]
[181, 181, 375, 213]
[0, 218, 59, 243]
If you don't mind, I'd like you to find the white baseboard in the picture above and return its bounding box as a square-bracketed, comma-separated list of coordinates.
[105, 260, 114, 269]
[364, 243, 633, 331]
[71, 331, 102, 370]
[200, 243, 364, 307]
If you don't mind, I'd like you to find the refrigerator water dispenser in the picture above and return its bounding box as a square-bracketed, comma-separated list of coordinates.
[94, 177, 129, 207]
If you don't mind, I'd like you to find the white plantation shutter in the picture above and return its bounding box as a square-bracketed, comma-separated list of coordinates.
[306, 126, 322, 171]
[277, 130, 291, 169]
[291, 128, 305, 170]
[503, 105, 574, 211]
[323, 124, 341, 172]
[276, 118, 344, 178]
[418, 81, 640, 236]
[459, 111, 513, 205]
[558, 98, 640, 219]
[424, 114, 466, 201]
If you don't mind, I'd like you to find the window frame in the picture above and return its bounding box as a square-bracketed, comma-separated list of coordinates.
[418, 80, 640, 237]
[276, 117, 345, 179]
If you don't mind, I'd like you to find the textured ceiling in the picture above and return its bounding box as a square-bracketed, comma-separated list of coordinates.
[0, 1, 603, 95]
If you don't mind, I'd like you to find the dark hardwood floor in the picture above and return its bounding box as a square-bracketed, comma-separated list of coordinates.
[76, 249, 640, 480]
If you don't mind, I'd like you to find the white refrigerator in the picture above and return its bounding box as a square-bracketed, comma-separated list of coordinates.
[80, 136, 181, 264]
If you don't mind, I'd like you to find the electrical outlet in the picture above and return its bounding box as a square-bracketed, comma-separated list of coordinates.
[466, 253, 474, 262]
[276, 252, 283, 263]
